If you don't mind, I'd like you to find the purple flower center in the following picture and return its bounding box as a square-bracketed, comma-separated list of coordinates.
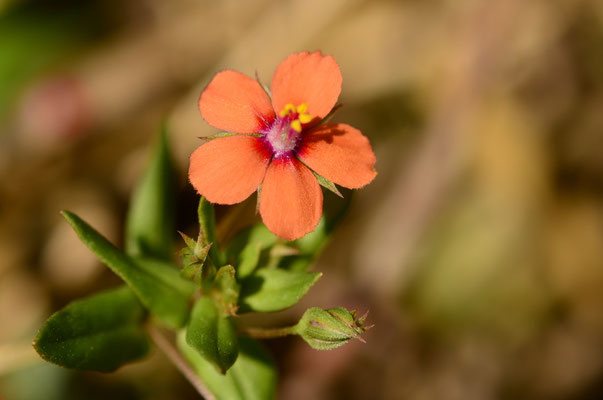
[262, 103, 312, 158]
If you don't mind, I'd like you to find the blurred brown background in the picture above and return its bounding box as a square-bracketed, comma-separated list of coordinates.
[2, 0, 603, 399]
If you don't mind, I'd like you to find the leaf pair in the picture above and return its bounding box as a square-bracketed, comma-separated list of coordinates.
[35, 127, 190, 371]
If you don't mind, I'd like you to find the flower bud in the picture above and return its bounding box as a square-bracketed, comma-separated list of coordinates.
[179, 231, 212, 285]
[294, 307, 370, 350]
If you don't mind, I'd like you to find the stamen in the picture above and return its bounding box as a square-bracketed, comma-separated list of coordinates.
[266, 103, 313, 157]
[299, 113, 312, 123]
[279, 103, 296, 117]
[291, 120, 302, 132]
[277, 103, 312, 130]
[297, 103, 308, 114]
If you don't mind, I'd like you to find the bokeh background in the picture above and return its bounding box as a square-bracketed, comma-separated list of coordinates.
[2, 0, 603, 399]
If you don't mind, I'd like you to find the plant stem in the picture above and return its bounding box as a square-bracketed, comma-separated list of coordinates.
[240, 325, 297, 339]
[146, 325, 215, 400]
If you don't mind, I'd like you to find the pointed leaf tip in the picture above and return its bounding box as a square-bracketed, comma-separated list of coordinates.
[62, 211, 194, 329]
[125, 125, 175, 260]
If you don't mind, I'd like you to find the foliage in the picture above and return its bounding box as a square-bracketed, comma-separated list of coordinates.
[33, 126, 368, 399]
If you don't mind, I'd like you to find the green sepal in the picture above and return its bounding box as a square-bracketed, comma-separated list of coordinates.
[178, 333, 277, 400]
[212, 265, 240, 316]
[238, 269, 322, 313]
[318, 103, 342, 125]
[62, 211, 194, 329]
[179, 231, 198, 250]
[201, 132, 264, 141]
[255, 71, 272, 98]
[179, 231, 212, 285]
[295, 155, 342, 198]
[312, 170, 342, 197]
[186, 297, 239, 374]
[294, 307, 369, 350]
[125, 125, 175, 260]
[34, 286, 150, 372]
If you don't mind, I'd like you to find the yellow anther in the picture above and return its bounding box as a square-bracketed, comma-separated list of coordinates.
[290, 120, 302, 132]
[279, 103, 296, 117]
[299, 113, 312, 123]
[279, 103, 312, 132]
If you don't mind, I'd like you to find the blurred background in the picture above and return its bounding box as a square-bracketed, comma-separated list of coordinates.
[2, 0, 603, 398]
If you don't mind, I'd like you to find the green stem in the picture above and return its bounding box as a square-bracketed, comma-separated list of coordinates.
[198, 197, 224, 266]
[240, 325, 297, 339]
[146, 325, 215, 400]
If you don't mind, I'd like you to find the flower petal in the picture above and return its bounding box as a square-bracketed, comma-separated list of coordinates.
[271, 52, 342, 120]
[199, 70, 275, 133]
[189, 135, 271, 204]
[260, 157, 323, 240]
[298, 123, 376, 189]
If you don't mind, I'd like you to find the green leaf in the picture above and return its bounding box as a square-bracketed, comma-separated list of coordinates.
[186, 297, 238, 374]
[34, 286, 150, 372]
[125, 126, 175, 260]
[295, 217, 330, 255]
[178, 333, 277, 400]
[238, 269, 322, 313]
[62, 211, 194, 329]
[226, 224, 278, 278]
[198, 197, 224, 266]
[237, 242, 263, 278]
[276, 254, 315, 273]
[134, 256, 196, 297]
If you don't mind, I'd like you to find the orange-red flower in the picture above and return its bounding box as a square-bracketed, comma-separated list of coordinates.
[189, 51, 376, 240]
